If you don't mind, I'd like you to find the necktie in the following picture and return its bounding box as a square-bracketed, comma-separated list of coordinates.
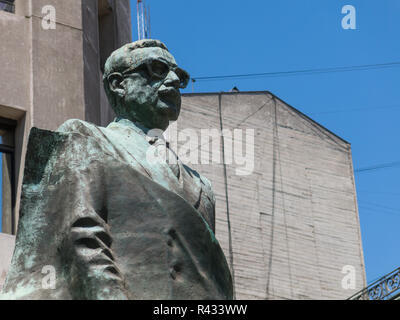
[146, 136, 181, 179]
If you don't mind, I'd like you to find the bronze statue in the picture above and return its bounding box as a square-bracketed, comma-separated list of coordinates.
[1, 40, 233, 300]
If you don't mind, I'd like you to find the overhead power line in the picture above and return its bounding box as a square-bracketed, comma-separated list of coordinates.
[355, 161, 400, 173]
[192, 61, 400, 82]
[309, 104, 400, 116]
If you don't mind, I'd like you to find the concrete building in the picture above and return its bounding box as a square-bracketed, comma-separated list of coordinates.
[175, 92, 366, 299]
[0, 1, 366, 299]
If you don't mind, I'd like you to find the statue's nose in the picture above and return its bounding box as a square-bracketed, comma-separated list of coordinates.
[163, 70, 180, 89]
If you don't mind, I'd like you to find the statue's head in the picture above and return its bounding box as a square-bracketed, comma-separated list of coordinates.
[103, 39, 189, 131]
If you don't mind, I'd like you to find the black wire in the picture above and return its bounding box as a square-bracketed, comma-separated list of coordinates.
[192, 61, 400, 82]
[357, 190, 400, 197]
[355, 161, 400, 173]
[359, 205, 399, 218]
[359, 200, 400, 214]
[309, 104, 400, 116]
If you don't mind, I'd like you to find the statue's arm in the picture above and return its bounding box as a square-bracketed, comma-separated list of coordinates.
[67, 214, 129, 300]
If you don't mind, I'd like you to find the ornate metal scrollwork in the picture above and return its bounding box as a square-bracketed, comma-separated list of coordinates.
[348, 267, 400, 300]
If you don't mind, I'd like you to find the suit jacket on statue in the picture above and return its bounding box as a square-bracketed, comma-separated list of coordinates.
[1, 119, 233, 300]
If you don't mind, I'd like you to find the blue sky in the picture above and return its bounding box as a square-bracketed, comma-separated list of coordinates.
[130, 0, 400, 284]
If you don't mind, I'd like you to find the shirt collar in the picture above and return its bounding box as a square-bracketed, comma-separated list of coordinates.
[108, 117, 166, 145]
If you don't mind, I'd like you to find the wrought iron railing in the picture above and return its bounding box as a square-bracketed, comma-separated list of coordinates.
[348, 267, 400, 300]
[0, 0, 15, 13]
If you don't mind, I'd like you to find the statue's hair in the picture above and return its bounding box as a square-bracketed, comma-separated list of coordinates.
[119, 39, 168, 53]
[103, 39, 169, 109]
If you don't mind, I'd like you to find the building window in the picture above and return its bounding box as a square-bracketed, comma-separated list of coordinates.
[0, 118, 16, 235]
[0, 0, 15, 13]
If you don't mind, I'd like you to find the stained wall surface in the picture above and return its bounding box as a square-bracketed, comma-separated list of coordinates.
[174, 92, 366, 299]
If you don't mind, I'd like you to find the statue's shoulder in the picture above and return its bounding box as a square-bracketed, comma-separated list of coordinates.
[24, 120, 107, 185]
[57, 119, 103, 136]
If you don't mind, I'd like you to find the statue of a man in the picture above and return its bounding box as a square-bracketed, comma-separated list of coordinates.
[1, 40, 233, 300]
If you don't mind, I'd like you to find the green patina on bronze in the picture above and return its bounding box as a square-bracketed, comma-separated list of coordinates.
[1, 40, 233, 300]
[23, 128, 66, 186]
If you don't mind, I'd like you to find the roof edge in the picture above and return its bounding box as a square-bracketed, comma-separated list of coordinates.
[182, 90, 351, 146]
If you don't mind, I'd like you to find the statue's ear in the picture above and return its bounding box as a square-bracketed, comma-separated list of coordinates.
[107, 73, 125, 97]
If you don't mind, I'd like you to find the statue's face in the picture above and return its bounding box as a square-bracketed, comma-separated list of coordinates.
[109, 47, 189, 131]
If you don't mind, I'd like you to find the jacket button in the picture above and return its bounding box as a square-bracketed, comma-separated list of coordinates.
[170, 262, 182, 280]
[168, 228, 177, 239]
[173, 264, 182, 272]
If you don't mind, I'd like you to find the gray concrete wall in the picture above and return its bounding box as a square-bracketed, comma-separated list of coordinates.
[176, 92, 366, 299]
[30, 0, 85, 131]
[0, 11, 30, 113]
[82, 0, 102, 125]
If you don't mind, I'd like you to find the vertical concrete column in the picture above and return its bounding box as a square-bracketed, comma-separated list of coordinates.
[82, 0, 101, 125]
[14, 0, 31, 16]
[98, 0, 132, 126]
[84, 0, 132, 127]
